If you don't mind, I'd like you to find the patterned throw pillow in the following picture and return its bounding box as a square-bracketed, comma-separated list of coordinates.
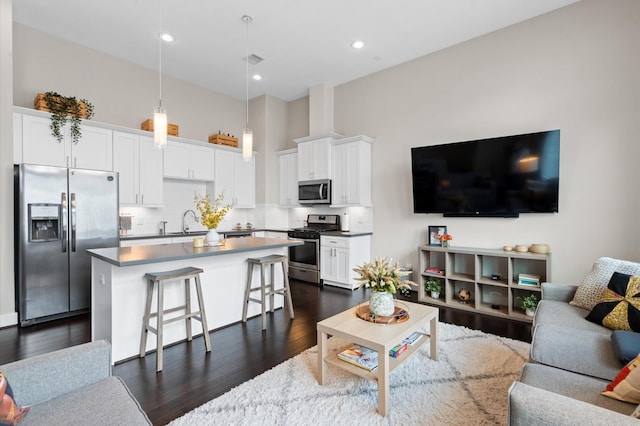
[603, 353, 640, 403]
[0, 370, 30, 425]
[570, 257, 640, 311]
[586, 272, 640, 331]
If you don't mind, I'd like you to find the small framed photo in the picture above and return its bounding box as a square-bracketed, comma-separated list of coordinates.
[428, 226, 448, 246]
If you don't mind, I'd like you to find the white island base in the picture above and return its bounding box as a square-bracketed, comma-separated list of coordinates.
[90, 238, 297, 363]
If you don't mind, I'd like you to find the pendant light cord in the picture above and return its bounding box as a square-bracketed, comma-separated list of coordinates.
[158, 0, 163, 108]
[243, 15, 252, 128]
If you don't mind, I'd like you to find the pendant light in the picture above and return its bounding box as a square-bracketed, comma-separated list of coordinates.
[242, 15, 253, 161]
[154, 0, 168, 150]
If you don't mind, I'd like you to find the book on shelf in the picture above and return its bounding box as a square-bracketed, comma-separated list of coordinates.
[337, 344, 378, 372]
[518, 273, 540, 286]
[402, 331, 423, 346]
[389, 342, 408, 358]
[425, 267, 444, 275]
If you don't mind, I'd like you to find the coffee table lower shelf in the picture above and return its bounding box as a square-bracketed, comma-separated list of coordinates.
[324, 333, 429, 381]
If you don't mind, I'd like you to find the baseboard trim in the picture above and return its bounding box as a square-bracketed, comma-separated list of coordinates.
[0, 311, 18, 328]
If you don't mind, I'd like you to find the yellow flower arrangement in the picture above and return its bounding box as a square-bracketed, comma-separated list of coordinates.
[353, 257, 415, 294]
[194, 193, 232, 230]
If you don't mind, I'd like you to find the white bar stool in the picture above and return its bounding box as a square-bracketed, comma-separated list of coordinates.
[242, 254, 294, 330]
[140, 266, 211, 372]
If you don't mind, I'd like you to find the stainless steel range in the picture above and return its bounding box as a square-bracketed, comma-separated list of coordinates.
[287, 214, 340, 285]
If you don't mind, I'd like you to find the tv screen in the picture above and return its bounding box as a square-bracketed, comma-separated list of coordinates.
[411, 130, 560, 217]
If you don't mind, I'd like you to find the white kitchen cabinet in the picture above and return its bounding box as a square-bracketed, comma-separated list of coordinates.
[320, 235, 371, 290]
[331, 135, 373, 207]
[277, 149, 299, 207]
[214, 149, 255, 208]
[18, 113, 113, 171]
[266, 231, 289, 239]
[163, 140, 214, 181]
[113, 131, 163, 206]
[294, 133, 342, 181]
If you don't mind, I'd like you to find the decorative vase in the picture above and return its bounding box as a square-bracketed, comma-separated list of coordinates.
[525, 308, 535, 317]
[369, 291, 395, 316]
[206, 228, 220, 245]
[431, 291, 440, 299]
[442, 240, 449, 248]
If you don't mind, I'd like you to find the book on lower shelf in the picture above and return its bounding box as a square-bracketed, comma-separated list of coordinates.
[337, 345, 378, 371]
[403, 331, 423, 346]
[518, 273, 540, 286]
[425, 267, 444, 275]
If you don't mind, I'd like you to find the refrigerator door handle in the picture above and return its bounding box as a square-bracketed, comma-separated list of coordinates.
[71, 192, 77, 252]
[61, 192, 68, 252]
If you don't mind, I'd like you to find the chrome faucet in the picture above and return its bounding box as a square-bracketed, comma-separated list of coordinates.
[183, 210, 196, 233]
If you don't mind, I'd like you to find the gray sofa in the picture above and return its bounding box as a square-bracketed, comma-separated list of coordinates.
[1, 340, 151, 425]
[508, 281, 638, 425]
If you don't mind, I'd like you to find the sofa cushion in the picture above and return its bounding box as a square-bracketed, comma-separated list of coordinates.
[530, 323, 620, 381]
[19, 377, 150, 426]
[1, 371, 30, 426]
[612, 330, 640, 364]
[586, 273, 640, 332]
[603, 354, 640, 404]
[519, 363, 634, 415]
[570, 257, 640, 311]
[533, 300, 610, 335]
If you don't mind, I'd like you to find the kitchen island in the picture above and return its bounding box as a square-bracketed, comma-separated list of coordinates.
[87, 237, 302, 363]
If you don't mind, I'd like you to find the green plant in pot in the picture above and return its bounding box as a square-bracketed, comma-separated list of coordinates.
[424, 278, 443, 299]
[43, 91, 95, 144]
[517, 293, 539, 316]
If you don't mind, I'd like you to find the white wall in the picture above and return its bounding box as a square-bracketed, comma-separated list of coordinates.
[12, 23, 246, 142]
[333, 0, 640, 284]
[0, 0, 15, 327]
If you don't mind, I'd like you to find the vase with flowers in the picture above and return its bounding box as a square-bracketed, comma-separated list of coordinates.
[439, 233, 453, 248]
[353, 257, 414, 316]
[194, 193, 232, 245]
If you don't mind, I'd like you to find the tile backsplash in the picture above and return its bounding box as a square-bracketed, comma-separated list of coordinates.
[120, 180, 372, 236]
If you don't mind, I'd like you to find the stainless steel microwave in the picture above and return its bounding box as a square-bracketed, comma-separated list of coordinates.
[298, 179, 331, 204]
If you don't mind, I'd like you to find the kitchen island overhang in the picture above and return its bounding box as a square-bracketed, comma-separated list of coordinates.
[88, 237, 303, 363]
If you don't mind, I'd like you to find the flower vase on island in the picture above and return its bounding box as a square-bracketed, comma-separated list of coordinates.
[194, 193, 232, 246]
[353, 257, 415, 317]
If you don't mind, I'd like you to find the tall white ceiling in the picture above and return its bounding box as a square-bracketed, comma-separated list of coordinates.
[13, 0, 580, 101]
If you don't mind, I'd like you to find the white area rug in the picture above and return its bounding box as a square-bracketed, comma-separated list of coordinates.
[169, 322, 529, 425]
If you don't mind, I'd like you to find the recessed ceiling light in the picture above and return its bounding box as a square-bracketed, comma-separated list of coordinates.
[351, 40, 365, 49]
[158, 33, 175, 43]
[252, 74, 263, 81]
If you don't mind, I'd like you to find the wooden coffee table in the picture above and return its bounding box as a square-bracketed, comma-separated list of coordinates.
[317, 301, 438, 416]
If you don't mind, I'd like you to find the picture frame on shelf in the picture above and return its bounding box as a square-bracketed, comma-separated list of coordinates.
[428, 226, 447, 246]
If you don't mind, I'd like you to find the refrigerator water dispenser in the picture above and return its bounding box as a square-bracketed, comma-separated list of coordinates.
[28, 203, 61, 242]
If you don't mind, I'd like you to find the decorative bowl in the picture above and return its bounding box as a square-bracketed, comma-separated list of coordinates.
[529, 243, 550, 254]
[515, 244, 529, 253]
[502, 245, 513, 252]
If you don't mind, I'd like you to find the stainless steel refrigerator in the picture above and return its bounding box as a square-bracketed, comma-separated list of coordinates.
[14, 164, 119, 326]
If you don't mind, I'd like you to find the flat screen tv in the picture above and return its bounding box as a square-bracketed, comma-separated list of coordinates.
[411, 130, 560, 217]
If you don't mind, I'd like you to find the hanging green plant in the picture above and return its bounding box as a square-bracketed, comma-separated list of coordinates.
[42, 91, 95, 144]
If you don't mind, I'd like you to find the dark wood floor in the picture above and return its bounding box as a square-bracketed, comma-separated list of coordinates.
[0, 280, 531, 425]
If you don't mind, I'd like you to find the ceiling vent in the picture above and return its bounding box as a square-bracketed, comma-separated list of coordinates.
[244, 54, 263, 65]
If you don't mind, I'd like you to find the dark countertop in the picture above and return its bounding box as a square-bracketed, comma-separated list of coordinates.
[89, 236, 303, 267]
[321, 231, 373, 237]
[120, 228, 290, 241]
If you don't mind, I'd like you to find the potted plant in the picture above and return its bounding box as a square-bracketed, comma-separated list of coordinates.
[41, 91, 94, 144]
[194, 193, 232, 245]
[517, 293, 539, 316]
[353, 257, 414, 316]
[424, 278, 443, 299]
